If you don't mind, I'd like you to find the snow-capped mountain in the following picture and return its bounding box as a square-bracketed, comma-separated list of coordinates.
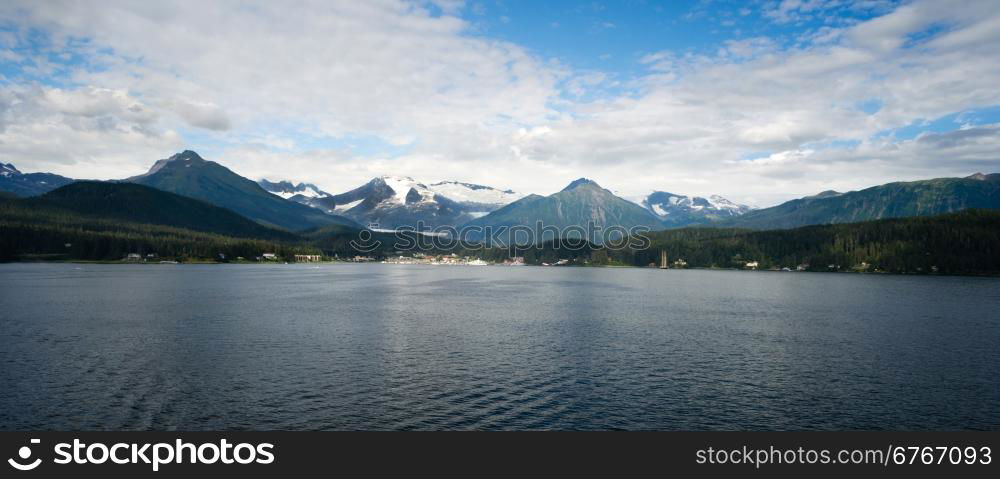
[0, 162, 75, 197]
[259, 179, 331, 200]
[640, 191, 754, 227]
[426, 180, 521, 208]
[0, 163, 17, 177]
[260, 175, 523, 229]
[330, 176, 525, 229]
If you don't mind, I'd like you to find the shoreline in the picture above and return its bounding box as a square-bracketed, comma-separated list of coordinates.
[1, 259, 997, 278]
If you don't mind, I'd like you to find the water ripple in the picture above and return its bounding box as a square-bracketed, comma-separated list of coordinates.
[1, 263, 999, 430]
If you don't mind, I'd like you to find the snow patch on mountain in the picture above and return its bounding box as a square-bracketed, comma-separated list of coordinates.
[1, 163, 20, 177]
[292, 185, 327, 199]
[258, 179, 330, 200]
[257, 174, 522, 229]
[346, 176, 522, 208]
[379, 176, 430, 204]
[708, 194, 751, 211]
[428, 180, 523, 205]
[639, 190, 754, 226]
[334, 198, 364, 212]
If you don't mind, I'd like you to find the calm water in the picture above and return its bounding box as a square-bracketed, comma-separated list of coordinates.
[1, 263, 998, 431]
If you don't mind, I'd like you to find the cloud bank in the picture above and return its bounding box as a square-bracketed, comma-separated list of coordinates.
[1, 0, 998, 206]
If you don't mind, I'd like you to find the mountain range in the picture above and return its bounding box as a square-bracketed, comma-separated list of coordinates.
[259, 176, 523, 230]
[1, 151, 998, 238]
[257, 179, 331, 204]
[6, 178, 998, 276]
[0, 162, 75, 197]
[639, 191, 754, 227]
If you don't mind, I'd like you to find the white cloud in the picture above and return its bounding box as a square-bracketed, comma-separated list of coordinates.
[41, 86, 159, 125]
[166, 100, 231, 131]
[0, 85, 181, 177]
[0, 0, 999, 206]
[723, 37, 777, 58]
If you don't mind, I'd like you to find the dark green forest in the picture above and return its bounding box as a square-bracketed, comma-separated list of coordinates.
[0, 198, 320, 262]
[449, 210, 1000, 275]
[627, 209, 1000, 274]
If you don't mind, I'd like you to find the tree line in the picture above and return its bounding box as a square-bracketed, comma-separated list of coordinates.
[3, 194, 999, 275]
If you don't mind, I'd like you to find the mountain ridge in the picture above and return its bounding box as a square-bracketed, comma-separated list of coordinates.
[259, 175, 523, 229]
[5, 152, 998, 234]
[128, 150, 359, 231]
[0, 162, 75, 197]
[723, 173, 1000, 229]
[30, 181, 299, 240]
[640, 190, 754, 228]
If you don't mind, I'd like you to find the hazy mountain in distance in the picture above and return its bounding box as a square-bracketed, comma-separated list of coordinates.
[639, 191, 753, 227]
[0, 162, 75, 197]
[258, 179, 331, 201]
[261, 175, 523, 230]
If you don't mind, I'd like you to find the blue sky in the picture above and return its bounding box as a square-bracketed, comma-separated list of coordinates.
[462, 1, 889, 74]
[1, 0, 999, 205]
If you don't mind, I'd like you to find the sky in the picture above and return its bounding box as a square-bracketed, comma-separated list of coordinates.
[1, 0, 999, 207]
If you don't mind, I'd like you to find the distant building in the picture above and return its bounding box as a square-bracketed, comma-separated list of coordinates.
[125, 253, 142, 262]
[262, 253, 278, 260]
[745, 261, 759, 270]
[294, 254, 322, 262]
